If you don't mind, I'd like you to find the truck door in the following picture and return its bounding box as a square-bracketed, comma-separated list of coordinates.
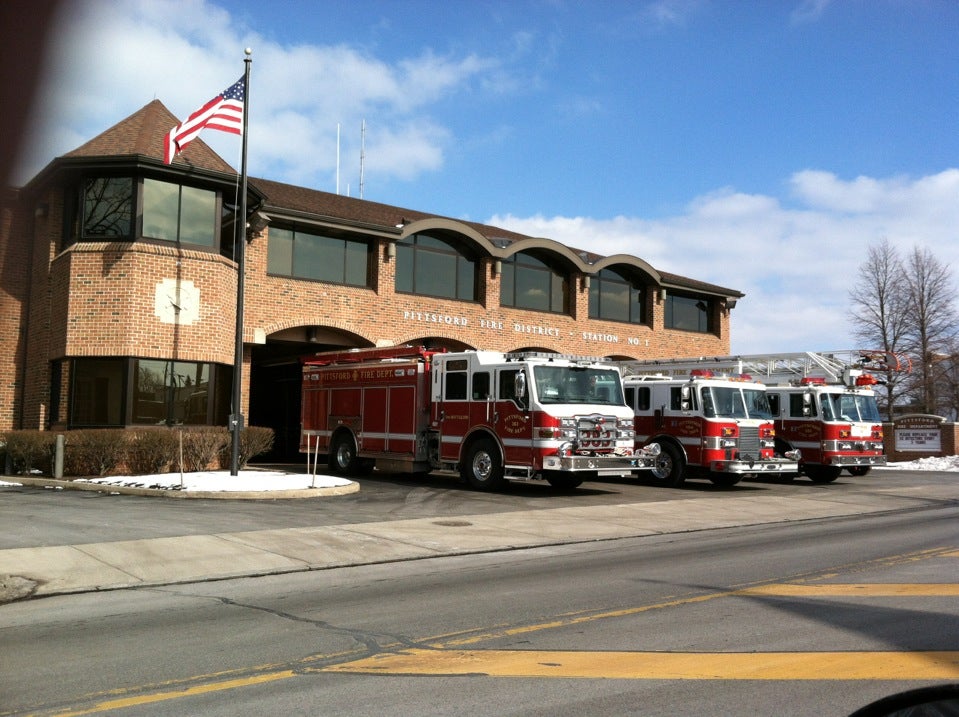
[494, 367, 534, 467]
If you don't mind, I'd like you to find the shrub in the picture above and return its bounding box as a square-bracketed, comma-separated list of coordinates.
[2, 430, 57, 475]
[62, 429, 129, 477]
[126, 429, 179, 474]
[219, 426, 275, 469]
[178, 426, 231, 472]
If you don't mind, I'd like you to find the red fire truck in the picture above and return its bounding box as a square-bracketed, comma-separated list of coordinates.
[300, 346, 661, 491]
[618, 361, 800, 488]
[690, 350, 909, 483]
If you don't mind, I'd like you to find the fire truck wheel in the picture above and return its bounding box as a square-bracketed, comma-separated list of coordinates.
[461, 439, 505, 490]
[805, 465, 842, 483]
[650, 442, 685, 488]
[847, 466, 872, 477]
[328, 432, 361, 476]
[545, 473, 584, 491]
[708, 473, 743, 488]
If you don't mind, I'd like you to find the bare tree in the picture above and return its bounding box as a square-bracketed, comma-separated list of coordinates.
[902, 245, 958, 414]
[848, 238, 911, 419]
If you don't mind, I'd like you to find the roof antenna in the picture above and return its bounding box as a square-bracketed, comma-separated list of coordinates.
[359, 119, 366, 199]
[336, 123, 340, 195]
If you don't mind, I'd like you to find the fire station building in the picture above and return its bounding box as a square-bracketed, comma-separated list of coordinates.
[0, 100, 743, 459]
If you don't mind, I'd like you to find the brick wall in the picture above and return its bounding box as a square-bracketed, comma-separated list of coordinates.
[2, 195, 732, 430]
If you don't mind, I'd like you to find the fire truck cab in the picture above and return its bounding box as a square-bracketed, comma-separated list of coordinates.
[301, 346, 660, 491]
[765, 370, 887, 483]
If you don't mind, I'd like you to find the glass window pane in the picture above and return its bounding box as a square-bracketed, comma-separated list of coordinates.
[515, 265, 549, 310]
[395, 242, 413, 292]
[133, 359, 171, 424]
[178, 185, 216, 246]
[267, 227, 294, 275]
[171, 362, 210, 425]
[292, 231, 328, 281]
[70, 358, 125, 426]
[501, 261, 515, 306]
[142, 179, 179, 241]
[83, 177, 132, 238]
[415, 250, 457, 298]
[345, 240, 368, 286]
[456, 257, 474, 300]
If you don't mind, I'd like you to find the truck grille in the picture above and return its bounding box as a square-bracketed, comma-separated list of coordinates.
[575, 413, 618, 452]
[738, 426, 760, 457]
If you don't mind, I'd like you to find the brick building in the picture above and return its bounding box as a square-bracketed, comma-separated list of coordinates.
[0, 100, 743, 458]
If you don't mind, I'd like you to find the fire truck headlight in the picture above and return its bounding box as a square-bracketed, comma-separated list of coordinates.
[838, 441, 853, 450]
[785, 449, 801, 461]
[642, 442, 661, 457]
[760, 439, 775, 449]
[720, 438, 736, 448]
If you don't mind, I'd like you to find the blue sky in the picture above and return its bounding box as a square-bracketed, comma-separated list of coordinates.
[17, 0, 959, 354]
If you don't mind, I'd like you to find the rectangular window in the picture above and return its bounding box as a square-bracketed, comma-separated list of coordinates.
[472, 372, 491, 400]
[267, 226, 370, 287]
[69, 358, 226, 428]
[444, 372, 467, 400]
[789, 392, 814, 418]
[143, 179, 217, 247]
[82, 177, 133, 239]
[70, 358, 126, 426]
[665, 294, 710, 332]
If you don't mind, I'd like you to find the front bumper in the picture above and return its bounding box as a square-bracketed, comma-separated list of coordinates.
[543, 453, 658, 475]
[709, 459, 799, 475]
[827, 455, 887, 467]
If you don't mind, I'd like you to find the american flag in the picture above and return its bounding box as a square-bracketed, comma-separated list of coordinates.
[164, 76, 245, 164]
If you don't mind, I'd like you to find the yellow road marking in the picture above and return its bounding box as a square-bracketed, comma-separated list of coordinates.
[737, 583, 959, 597]
[323, 649, 959, 680]
[46, 671, 297, 717]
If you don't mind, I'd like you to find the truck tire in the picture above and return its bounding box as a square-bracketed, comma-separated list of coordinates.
[805, 464, 842, 483]
[545, 473, 584, 491]
[708, 472, 743, 487]
[328, 432, 361, 476]
[847, 466, 872, 477]
[649, 442, 685, 488]
[461, 438, 505, 491]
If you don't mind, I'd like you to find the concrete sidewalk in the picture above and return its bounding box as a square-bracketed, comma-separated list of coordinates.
[2, 484, 957, 604]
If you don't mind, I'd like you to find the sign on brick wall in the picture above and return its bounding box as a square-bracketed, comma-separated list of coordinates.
[894, 414, 944, 453]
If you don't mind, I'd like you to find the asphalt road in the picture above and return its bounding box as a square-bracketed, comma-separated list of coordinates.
[0, 466, 945, 550]
[2, 498, 957, 716]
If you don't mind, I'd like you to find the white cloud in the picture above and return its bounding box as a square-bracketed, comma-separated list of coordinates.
[15, 0, 501, 190]
[490, 169, 959, 355]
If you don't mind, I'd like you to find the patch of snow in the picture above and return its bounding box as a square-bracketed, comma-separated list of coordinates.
[879, 455, 959, 472]
[0, 469, 351, 492]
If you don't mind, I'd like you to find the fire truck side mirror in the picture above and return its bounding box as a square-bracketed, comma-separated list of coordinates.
[514, 371, 527, 408]
[681, 385, 692, 411]
[803, 392, 813, 417]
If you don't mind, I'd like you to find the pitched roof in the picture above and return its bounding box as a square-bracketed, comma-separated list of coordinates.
[64, 99, 236, 174]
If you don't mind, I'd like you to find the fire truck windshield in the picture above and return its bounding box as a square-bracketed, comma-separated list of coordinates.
[533, 365, 624, 405]
[702, 386, 774, 420]
[820, 392, 882, 422]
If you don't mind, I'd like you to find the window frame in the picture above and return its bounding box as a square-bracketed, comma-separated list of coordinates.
[267, 224, 372, 287]
[664, 293, 712, 333]
[588, 267, 647, 324]
[394, 233, 477, 301]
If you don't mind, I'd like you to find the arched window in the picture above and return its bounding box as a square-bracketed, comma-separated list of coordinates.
[589, 268, 646, 324]
[500, 251, 567, 313]
[395, 233, 477, 301]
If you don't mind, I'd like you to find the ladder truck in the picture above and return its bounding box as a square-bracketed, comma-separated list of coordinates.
[618, 360, 800, 488]
[300, 346, 661, 491]
[624, 351, 908, 483]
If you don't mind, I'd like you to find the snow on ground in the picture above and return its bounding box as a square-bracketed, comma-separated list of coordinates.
[0, 469, 351, 492]
[0, 457, 956, 492]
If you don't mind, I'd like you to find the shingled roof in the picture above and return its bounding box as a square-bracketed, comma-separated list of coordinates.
[64, 99, 236, 174]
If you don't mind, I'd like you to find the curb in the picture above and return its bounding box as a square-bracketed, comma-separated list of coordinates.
[9, 476, 359, 500]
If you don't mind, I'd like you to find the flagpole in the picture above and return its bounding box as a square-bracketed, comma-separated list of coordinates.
[229, 48, 252, 476]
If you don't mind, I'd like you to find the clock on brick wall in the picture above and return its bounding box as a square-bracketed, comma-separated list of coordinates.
[154, 279, 200, 324]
